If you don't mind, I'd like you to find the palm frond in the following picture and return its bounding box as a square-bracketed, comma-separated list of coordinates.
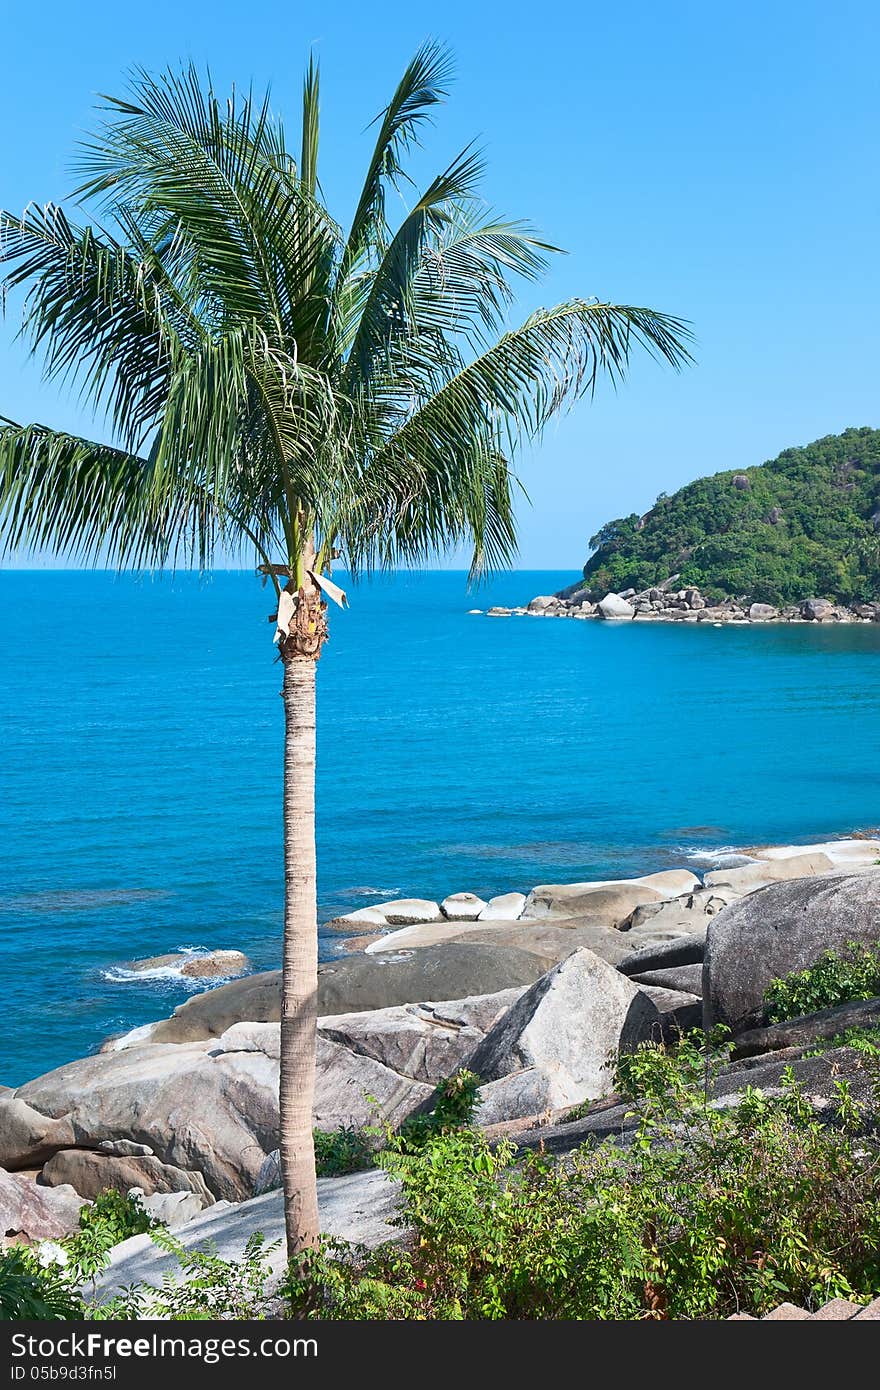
[0, 417, 216, 567]
[301, 56, 320, 197]
[339, 40, 453, 283]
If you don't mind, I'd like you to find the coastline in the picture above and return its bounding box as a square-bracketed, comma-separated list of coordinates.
[479, 580, 880, 625]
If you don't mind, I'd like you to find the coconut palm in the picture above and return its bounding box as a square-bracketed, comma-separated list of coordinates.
[0, 44, 692, 1256]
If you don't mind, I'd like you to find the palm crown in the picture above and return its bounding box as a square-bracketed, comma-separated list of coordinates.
[0, 43, 691, 588]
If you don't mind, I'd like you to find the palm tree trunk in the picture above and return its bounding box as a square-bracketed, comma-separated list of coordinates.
[279, 574, 327, 1258]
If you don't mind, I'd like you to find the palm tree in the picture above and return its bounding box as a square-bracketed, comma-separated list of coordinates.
[0, 44, 692, 1256]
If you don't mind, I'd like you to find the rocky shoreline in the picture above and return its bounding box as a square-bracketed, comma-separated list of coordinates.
[480, 577, 880, 624]
[4, 832, 880, 1297]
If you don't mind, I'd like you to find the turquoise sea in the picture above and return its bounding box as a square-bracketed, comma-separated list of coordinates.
[2, 568, 880, 1086]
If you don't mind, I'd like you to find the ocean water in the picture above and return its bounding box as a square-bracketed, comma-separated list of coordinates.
[2, 568, 880, 1086]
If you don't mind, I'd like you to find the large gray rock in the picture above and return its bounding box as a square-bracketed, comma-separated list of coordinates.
[466, 949, 660, 1112]
[41, 1150, 215, 1206]
[88, 1168, 402, 1304]
[731, 996, 880, 1060]
[145, 945, 547, 1044]
[133, 1190, 205, 1229]
[477, 892, 527, 921]
[362, 917, 628, 966]
[475, 1069, 556, 1126]
[2, 1028, 429, 1203]
[617, 935, 706, 976]
[629, 964, 704, 996]
[598, 593, 635, 619]
[0, 1096, 77, 1168]
[0, 1169, 86, 1240]
[122, 949, 250, 980]
[703, 850, 835, 893]
[317, 989, 522, 1084]
[748, 603, 779, 621]
[801, 598, 835, 621]
[316, 945, 548, 1017]
[521, 882, 661, 926]
[521, 871, 699, 922]
[704, 871, 880, 1033]
[441, 892, 488, 921]
[637, 986, 703, 1037]
[378, 899, 443, 926]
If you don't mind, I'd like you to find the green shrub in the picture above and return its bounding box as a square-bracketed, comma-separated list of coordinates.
[285, 1051, 880, 1320]
[764, 943, 880, 1023]
[66, 1189, 160, 1280]
[314, 1125, 377, 1176]
[806, 1026, 880, 1059]
[396, 1069, 481, 1149]
[91, 1231, 279, 1321]
[0, 1248, 83, 1321]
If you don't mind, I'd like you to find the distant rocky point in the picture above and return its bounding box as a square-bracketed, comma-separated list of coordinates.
[481, 582, 880, 625]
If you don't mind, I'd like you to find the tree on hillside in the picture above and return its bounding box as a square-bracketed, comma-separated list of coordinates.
[0, 44, 692, 1256]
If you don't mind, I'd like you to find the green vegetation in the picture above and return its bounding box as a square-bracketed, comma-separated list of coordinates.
[286, 1042, 880, 1320]
[65, 1189, 159, 1281]
[583, 427, 880, 605]
[397, 1069, 481, 1148]
[6, 1053, 880, 1321]
[0, 1248, 83, 1321]
[94, 1232, 280, 1321]
[806, 1027, 880, 1059]
[764, 942, 880, 1023]
[314, 1125, 377, 1177]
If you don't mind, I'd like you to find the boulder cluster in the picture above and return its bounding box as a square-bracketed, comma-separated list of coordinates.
[4, 837, 880, 1262]
[485, 581, 880, 624]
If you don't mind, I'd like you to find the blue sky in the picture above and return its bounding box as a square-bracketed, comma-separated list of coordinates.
[2, 0, 878, 571]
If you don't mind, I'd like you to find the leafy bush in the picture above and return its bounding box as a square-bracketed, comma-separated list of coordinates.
[66, 1189, 160, 1280]
[0, 1248, 83, 1321]
[396, 1069, 481, 1149]
[764, 942, 880, 1023]
[314, 1125, 377, 1177]
[806, 1026, 880, 1059]
[285, 1049, 880, 1320]
[93, 1231, 279, 1320]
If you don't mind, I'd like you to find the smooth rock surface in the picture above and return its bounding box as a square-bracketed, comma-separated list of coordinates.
[441, 892, 488, 921]
[704, 871, 880, 1033]
[703, 850, 835, 893]
[477, 892, 527, 921]
[0, 1169, 86, 1240]
[629, 964, 704, 996]
[362, 917, 639, 966]
[133, 1189, 206, 1229]
[41, 1150, 214, 1206]
[88, 1169, 403, 1302]
[147, 946, 548, 1043]
[378, 899, 444, 926]
[617, 935, 706, 976]
[466, 949, 661, 1112]
[598, 593, 635, 619]
[317, 989, 522, 1084]
[638, 986, 703, 1037]
[521, 871, 700, 922]
[731, 996, 880, 1059]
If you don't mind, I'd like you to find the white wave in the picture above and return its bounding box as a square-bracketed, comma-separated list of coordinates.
[102, 964, 193, 983]
[101, 945, 226, 985]
[344, 886, 402, 898]
[679, 846, 757, 867]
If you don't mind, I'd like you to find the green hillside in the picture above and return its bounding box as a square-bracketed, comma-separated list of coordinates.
[582, 427, 880, 606]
